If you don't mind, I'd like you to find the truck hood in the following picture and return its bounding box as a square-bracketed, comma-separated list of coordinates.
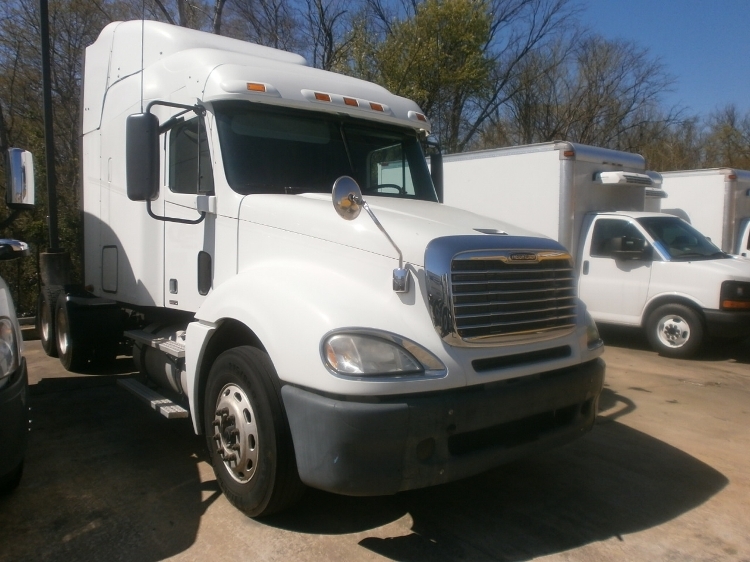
[239, 193, 547, 267]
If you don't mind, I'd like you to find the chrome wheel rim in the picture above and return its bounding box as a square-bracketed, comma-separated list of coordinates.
[656, 315, 690, 348]
[56, 310, 69, 356]
[212, 383, 259, 483]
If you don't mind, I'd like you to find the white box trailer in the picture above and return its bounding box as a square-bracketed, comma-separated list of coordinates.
[442, 142, 750, 358]
[661, 168, 750, 256]
[33, 21, 606, 517]
[442, 143, 654, 260]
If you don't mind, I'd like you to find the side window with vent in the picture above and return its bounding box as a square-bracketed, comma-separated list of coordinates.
[168, 116, 214, 195]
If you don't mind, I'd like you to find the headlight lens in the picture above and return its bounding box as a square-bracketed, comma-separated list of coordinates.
[585, 311, 603, 349]
[324, 334, 423, 376]
[0, 317, 19, 379]
[720, 281, 750, 310]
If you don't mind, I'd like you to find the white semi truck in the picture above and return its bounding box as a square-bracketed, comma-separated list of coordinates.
[442, 143, 750, 358]
[34, 21, 605, 516]
[661, 168, 750, 257]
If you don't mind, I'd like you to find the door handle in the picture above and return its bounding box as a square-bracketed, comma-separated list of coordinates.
[582, 260, 590, 275]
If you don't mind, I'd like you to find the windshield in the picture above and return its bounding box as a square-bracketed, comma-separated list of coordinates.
[637, 216, 728, 261]
[213, 101, 437, 201]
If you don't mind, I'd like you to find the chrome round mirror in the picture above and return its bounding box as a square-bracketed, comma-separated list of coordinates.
[332, 176, 363, 221]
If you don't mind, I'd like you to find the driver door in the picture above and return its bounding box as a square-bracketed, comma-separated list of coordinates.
[578, 217, 653, 325]
[163, 115, 216, 312]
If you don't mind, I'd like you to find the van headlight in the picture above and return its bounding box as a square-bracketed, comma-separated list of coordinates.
[322, 330, 446, 379]
[0, 317, 19, 383]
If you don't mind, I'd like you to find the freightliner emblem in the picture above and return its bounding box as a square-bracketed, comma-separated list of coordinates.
[510, 252, 537, 261]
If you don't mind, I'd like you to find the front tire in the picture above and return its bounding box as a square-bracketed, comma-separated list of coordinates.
[646, 303, 704, 358]
[204, 346, 304, 517]
[55, 294, 90, 371]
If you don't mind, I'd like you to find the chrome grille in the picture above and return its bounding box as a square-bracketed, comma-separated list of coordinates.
[450, 255, 577, 341]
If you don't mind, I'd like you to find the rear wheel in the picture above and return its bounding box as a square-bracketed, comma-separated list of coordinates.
[204, 346, 304, 517]
[55, 294, 91, 371]
[646, 303, 704, 358]
[36, 291, 57, 357]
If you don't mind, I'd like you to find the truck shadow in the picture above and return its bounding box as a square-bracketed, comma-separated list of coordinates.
[268, 420, 727, 561]
[598, 324, 750, 363]
[0, 375, 219, 562]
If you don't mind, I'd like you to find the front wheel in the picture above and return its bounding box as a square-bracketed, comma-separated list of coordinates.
[204, 346, 304, 517]
[646, 304, 704, 358]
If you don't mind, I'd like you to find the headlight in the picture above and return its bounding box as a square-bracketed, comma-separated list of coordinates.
[0, 317, 19, 380]
[720, 281, 750, 310]
[322, 330, 446, 378]
[585, 311, 603, 349]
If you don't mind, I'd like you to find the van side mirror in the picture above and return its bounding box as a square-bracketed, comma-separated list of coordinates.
[126, 113, 160, 201]
[0, 239, 30, 260]
[4, 148, 35, 209]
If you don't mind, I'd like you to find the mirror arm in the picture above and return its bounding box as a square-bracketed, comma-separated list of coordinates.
[353, 195, 404, 270]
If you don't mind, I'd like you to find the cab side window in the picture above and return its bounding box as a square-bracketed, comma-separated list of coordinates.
[591, 219, 646, 257]
[169, 117, 214, 194]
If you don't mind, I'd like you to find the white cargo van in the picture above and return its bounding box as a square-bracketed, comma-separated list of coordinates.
[34, 22, 605, 516]
[661, 168, 750, 256]
[442, 143, 750, 358]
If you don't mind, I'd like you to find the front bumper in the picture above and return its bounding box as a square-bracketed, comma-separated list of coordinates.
[0, 358, 28, 479]
[703, 309, 750, 338]
[282, 358, 605, 496]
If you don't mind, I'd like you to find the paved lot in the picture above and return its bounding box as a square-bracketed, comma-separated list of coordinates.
[1, 329, 749, 561]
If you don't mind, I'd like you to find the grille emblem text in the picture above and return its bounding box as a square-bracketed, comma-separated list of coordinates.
[510, 252, 537, 261]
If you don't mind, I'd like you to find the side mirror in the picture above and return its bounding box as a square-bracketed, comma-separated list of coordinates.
[0, 239, 30, 261]
[332, 176, 363, 220]
[4, 148, 35, 209]
[126, 113, 160, 201]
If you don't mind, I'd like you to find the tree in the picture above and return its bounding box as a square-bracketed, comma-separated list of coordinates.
[703, 104, 750, 169]
[479, 34, 680, 155]
[342, 0, 576, 153]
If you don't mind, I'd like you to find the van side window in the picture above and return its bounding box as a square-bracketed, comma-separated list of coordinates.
[590, 219, 645, 257]
[169, 117, 214, 194]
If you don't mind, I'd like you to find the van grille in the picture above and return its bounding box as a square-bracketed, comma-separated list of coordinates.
[451, 256, 577, 341]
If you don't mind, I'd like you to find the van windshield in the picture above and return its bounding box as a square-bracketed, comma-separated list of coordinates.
[637, 216, 729, 261]
[213, 101, 437, 201]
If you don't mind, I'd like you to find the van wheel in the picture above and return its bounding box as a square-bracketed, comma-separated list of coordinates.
[204, 346, 304, 517]
[36, 291, 57, 357]
[55, 294, 90, 371]
[646, 304, 704, 358]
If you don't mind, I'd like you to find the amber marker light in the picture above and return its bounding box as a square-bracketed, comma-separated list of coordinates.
[722, 300, 750, 309]
[246, 83, 266, 92]
[563, 150, 575, 158]
[314, 92, 332, 102]
[415, 113, 426, 122]
[344, 97, 358, 107]
[369, 102, 385, 112]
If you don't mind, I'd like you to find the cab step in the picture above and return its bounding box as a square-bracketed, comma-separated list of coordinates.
[117, 378, 189, 419]
[125, 329, 185, 358]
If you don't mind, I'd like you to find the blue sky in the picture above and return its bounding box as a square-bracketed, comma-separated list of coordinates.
[578, 0, 750, 120]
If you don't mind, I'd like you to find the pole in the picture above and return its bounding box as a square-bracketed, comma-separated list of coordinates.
[40, 0, 59, 251]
